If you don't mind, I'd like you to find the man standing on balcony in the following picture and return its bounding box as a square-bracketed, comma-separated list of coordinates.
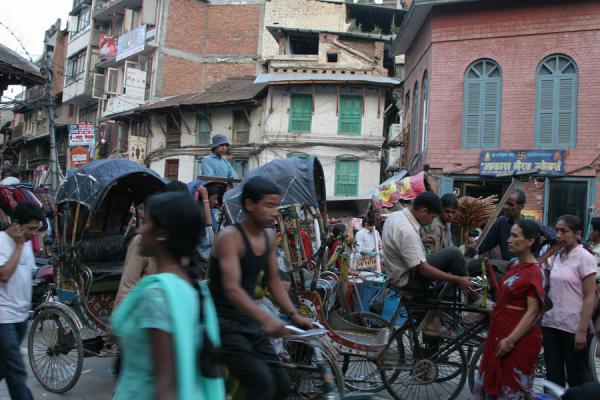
[201, 134, 239, 179]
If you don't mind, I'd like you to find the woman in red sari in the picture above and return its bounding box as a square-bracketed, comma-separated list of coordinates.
[472, 218, 545, 399]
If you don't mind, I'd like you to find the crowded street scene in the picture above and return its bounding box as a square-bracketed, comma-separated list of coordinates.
[1, 0, 600, 399]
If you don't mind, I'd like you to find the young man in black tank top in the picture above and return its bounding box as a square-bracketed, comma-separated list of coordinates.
[209, 176, 313, 400]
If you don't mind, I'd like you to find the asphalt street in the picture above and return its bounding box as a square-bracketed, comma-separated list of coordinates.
[0, 348, 474, 400]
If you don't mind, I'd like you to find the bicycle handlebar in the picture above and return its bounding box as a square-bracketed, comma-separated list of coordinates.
[284, 322, 327, 338]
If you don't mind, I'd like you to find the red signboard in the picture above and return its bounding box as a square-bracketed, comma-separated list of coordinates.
[70, 147, 90, 169]
[99, 34, 117, 61]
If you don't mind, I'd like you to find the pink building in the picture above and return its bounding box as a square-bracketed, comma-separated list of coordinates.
[391, 0, 600, 231]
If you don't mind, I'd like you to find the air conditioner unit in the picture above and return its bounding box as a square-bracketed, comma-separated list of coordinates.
[389, 123, 401, 138]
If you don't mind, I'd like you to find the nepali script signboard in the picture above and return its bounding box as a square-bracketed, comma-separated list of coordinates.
[480, 150, 565, 176]
[69, 123, 95, 147]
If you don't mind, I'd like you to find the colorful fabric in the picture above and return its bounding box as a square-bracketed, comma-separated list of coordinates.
[542, 245, 597, 334]
[372, 171, 427, 209]
[474, 262, 544, 399]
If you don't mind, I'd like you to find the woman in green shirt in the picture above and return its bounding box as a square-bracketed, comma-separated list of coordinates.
[111, 192, 224, 400]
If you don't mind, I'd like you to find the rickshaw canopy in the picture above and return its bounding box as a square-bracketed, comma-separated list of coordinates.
[223, 156, 326, 223]
[57, 159, 165, 210]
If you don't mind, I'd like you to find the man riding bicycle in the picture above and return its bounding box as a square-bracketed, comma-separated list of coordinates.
[208, 176, 313, 400]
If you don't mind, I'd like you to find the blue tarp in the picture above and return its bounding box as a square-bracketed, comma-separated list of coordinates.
[223, 156, 326, 223]
[57, 159, 165, 209]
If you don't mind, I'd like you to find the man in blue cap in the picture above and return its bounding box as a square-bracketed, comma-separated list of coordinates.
[201, 134, 239, 178]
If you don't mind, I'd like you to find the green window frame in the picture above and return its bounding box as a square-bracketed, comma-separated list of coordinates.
[196, 113, 211, 145]
[287, 152, 309, 160]
[334, 157, 359, 197]
[461, 59, 502, 148]
[289, 93, 312, 133]
[338, 95, 362, 136]
[535, 54, 578, 148]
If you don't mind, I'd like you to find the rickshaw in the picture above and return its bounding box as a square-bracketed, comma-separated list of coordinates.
[27, 159, 165, 393]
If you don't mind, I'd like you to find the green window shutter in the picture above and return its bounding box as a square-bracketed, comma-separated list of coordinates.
[535, 55, 577, 148]
[462, 60, 502, 148]
[462, 80, 482, 147]
[338, 95, 362, 135]
[536, 77, 555, 147]
[557, 76, 576, 147]
[335, 158, 359, 197]
[481, 79, 501, 147]
[287, 152, 309, 160]
[289, 94, 312, 133]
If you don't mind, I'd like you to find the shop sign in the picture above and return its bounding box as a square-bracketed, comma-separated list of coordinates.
[69, 123, 95, 146]
[480, 150, 565, 176]
[129, 135, 148, 164]
[124, 67, 146, 103]
[116, 25, 146, 61]
[99, 34, 117, 61]
[70, 147, 90, 169]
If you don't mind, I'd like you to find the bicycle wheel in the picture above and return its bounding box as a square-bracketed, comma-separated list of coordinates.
[380, 326, 467, 400]
[340, 312, 388, 392]
[28, 308, 84, 393]
[588, 335, 599, 383]
[282, 337, 344, 399]
[468, 343, 546, 394]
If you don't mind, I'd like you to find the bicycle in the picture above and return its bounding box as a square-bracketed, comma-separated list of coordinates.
[377, 285, 490, 400]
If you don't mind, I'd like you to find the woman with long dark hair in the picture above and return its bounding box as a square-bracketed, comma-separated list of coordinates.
[111, 192, 224, 399]
[542, 214, 597, 389]
[471, 219, 545, 399]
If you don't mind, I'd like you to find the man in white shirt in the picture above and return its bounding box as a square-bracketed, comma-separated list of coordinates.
[382, 192, 474, 335]
[355, 218, 380, 256]
[0, 202, 44, 400]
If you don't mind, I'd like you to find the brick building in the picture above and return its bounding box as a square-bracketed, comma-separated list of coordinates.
[391, 0, 600, 232]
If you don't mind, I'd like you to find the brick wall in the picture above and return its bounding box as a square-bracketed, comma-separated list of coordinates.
[52, 31, 68, 96]
[402, 1, 600, 182]
[262, 0, 347, 58]
[159, 0, 260, 95]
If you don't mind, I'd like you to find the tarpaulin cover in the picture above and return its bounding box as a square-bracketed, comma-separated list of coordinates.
[371, 171, 428, 210]
[57, 159, 165, 210]
[224, 156, 325, 223]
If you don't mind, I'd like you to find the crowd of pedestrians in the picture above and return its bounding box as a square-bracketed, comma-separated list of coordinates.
[0, 142, 599, 399]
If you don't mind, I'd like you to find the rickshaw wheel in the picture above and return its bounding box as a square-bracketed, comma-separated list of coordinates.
[28, 308, 84, 393]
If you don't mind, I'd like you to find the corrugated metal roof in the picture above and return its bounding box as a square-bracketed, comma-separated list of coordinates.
[140, 76, 267, 111]
[0, 43, 44, 86]
[254, 73, 401, 86]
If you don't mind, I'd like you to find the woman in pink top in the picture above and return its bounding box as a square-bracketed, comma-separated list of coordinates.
[542, 214, 597, 388]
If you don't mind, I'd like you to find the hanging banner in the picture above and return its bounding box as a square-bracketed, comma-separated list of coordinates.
[480, 150, 565, 176]
[69, 123, 95, 146]
[116, 25, 146, 61]
[99, 34, 117, 61]
[70, 146, 90, 169]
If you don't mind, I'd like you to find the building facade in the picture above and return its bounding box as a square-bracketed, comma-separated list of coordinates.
[392, 0, 600, 230]
[8, 20, 70, 182]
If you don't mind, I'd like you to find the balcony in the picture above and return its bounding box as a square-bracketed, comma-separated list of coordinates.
[69, 0, 92, 16]
[94, 0, 143, 22]
[63, 74, 93, 104]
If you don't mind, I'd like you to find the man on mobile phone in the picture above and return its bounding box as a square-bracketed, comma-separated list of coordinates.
[0, 202, 45, 400]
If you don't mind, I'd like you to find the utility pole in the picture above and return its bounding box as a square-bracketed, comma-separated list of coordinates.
[43, 33, 60, 190]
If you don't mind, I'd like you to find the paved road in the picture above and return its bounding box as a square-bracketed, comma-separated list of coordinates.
[0, 349, 473, 400]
